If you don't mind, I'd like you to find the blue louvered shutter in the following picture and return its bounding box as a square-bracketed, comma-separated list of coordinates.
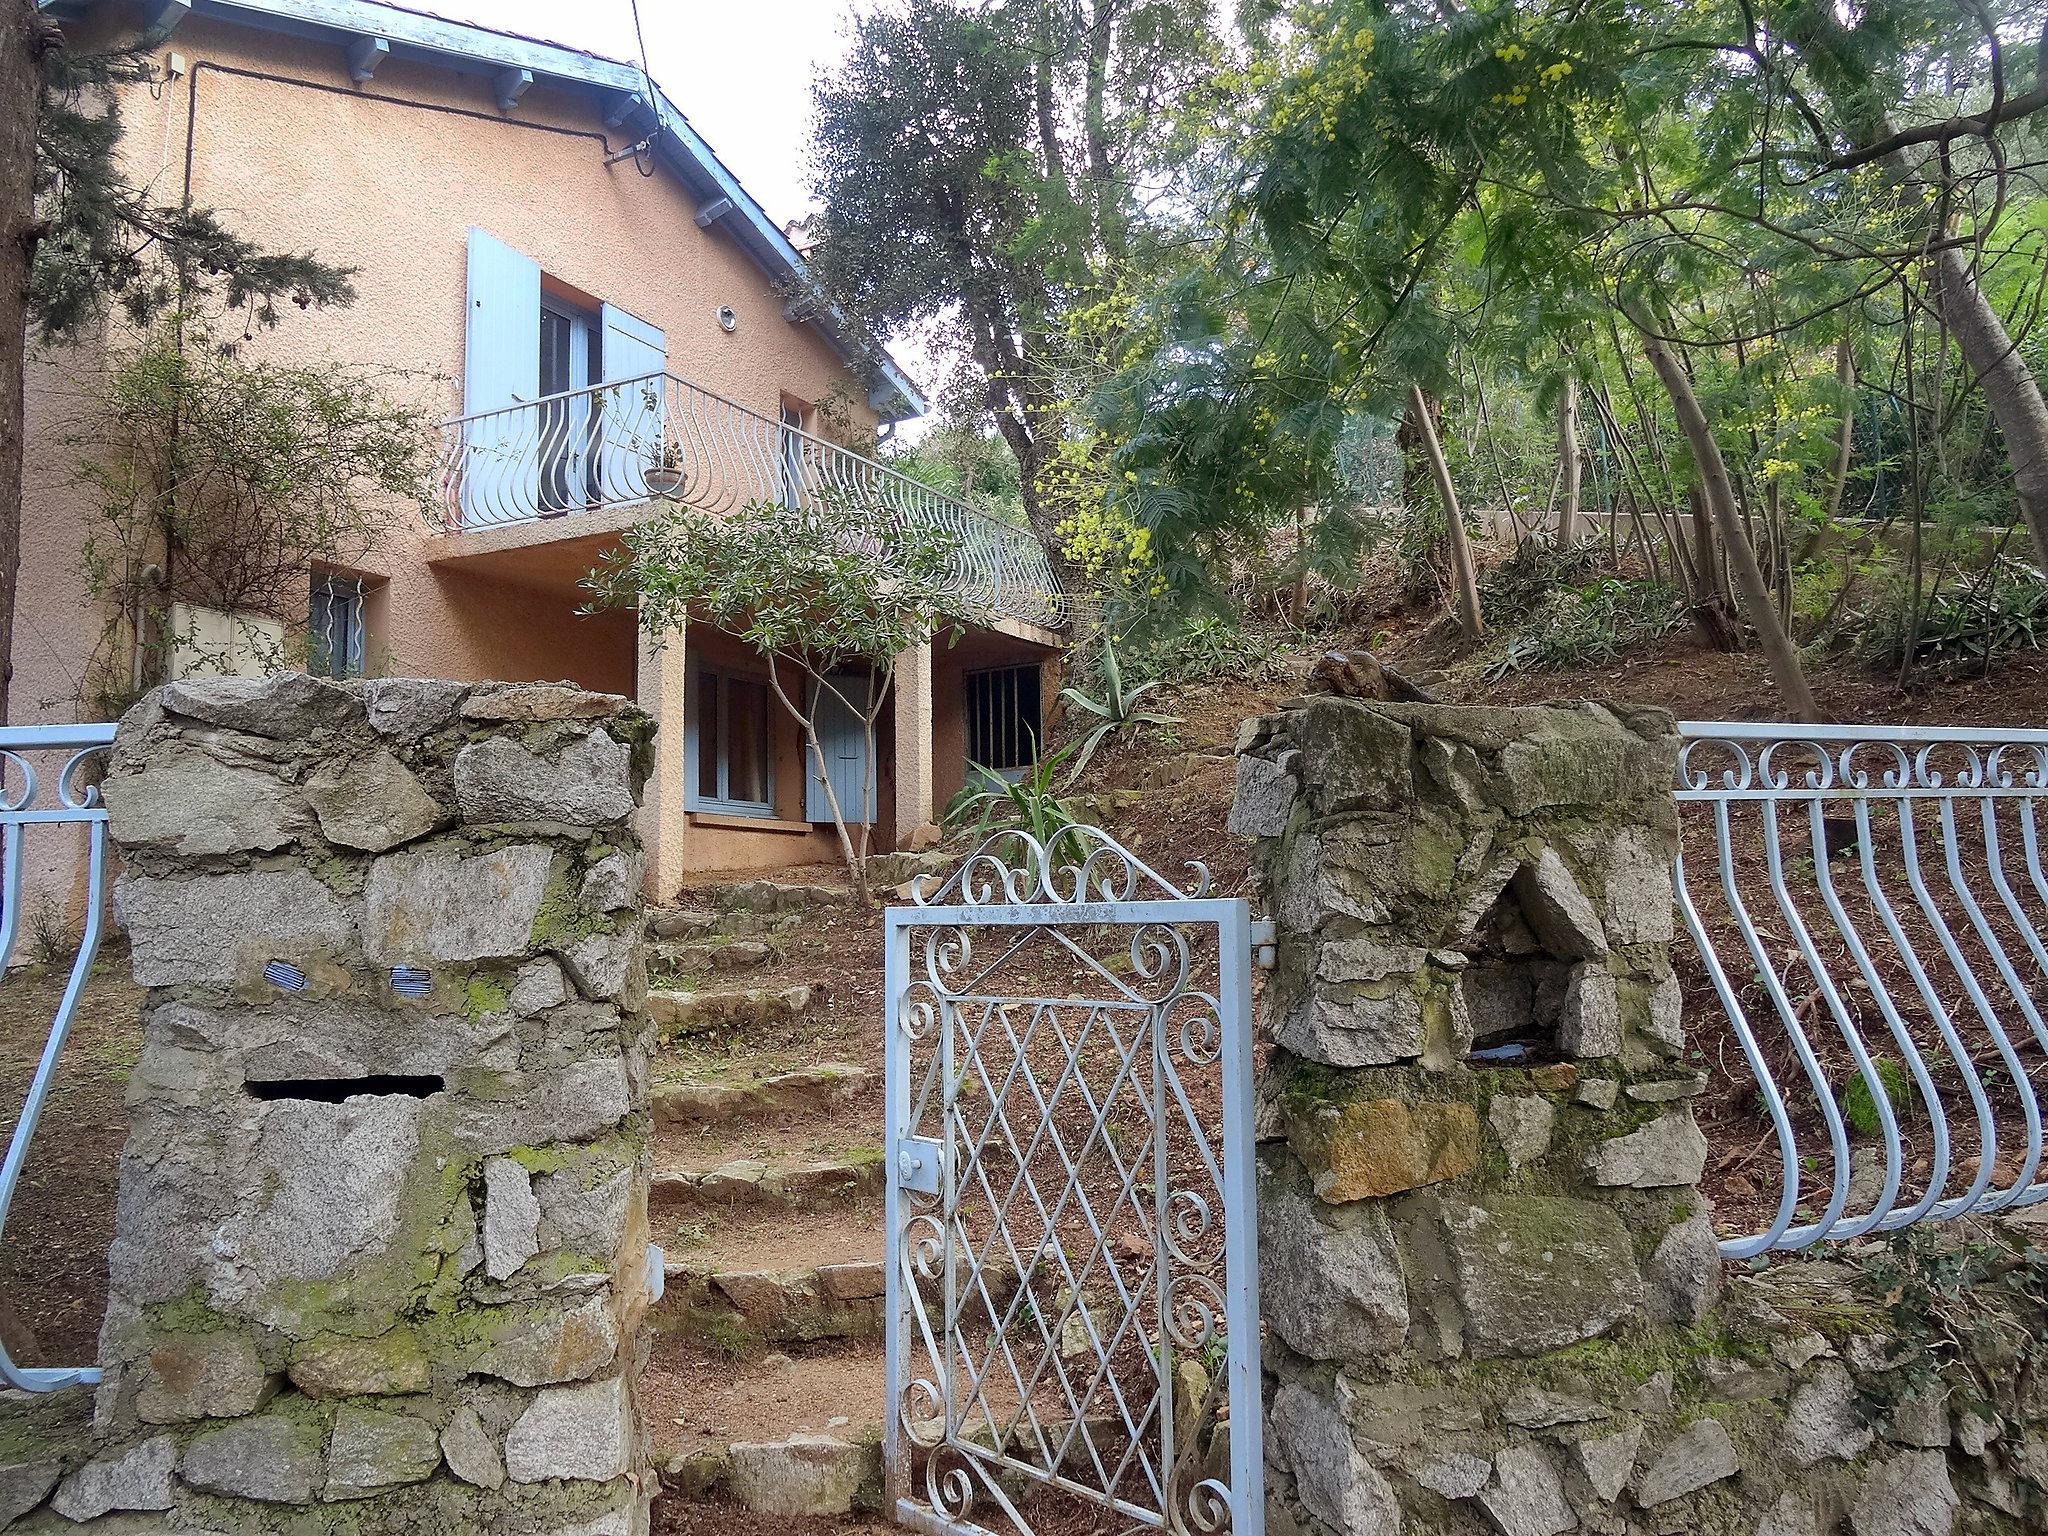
[598, 303, 667, 502]
[806, 674, 875, 825]
[461, 229, 541, 524]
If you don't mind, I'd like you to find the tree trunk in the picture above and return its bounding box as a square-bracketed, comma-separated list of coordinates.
[1557, 373, 1582, 546]
[1823, 334, 1856, 524]
[1782, 4, 2048, 572]
[1628, 307, 1819, 719]
[1410, 385, 1483, 637]
[0, 0, 45, 723]
[1931, 242, 2048, 569]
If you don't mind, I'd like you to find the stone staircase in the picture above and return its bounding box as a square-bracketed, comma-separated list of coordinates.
[636, 877, 893, 1526]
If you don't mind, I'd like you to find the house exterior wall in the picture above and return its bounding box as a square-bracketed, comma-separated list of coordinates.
[16, 9, 903, 895]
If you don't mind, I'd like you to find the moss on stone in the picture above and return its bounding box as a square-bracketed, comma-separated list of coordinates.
[462, 975, 510, 1021]
[529, 868, 616, 949]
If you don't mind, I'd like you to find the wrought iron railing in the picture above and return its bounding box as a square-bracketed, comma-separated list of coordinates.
[1675, 721, 2048, 1258]
[434, 371, 1066, 628]
[0, 723, 116, 1392]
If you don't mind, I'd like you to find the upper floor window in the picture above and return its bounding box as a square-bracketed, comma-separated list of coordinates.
[779, 400, 808, 508]
[460, 229, 667, 523]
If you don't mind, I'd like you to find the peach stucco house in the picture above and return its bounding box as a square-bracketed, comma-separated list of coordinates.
[21, 0, 1065, 900]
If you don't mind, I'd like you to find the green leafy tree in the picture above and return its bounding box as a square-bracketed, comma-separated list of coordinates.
[806, 0, 1213, 552]
[2, 3, 354, 720]
[585, 495, 989, 898]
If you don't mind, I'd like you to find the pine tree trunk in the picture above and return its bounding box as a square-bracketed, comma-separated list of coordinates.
[1629, 308, 1818, 719]
[0, 0, 43, 723]
[1557, 373, 1582, 546]
[1410, 385, 1483, 637]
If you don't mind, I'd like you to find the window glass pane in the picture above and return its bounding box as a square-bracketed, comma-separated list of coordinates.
[726, 678, 769, 805]
[539, 309, 572, 396]
[693, 674, 720, 801]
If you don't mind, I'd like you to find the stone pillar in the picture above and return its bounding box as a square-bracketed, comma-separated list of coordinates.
[1234, 698, 1735, 1535]
[892, 637, 936, 849]
[30, 673, 657, 1534]
[636, 624, 688, 902]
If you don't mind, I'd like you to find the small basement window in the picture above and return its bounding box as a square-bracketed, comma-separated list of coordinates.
[308, 570, 366, 679]
[689, 666, 775, 816]
[966, 664, 1042, 780]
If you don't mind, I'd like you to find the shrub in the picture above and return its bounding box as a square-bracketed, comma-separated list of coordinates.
[1840, 1057, 1915, 1139]
[1483, 572, 1681, 680]
[1854, 557, 2048, 678]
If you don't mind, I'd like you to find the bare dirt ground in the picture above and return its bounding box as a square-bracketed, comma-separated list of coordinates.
[0, 956, 143, 1369]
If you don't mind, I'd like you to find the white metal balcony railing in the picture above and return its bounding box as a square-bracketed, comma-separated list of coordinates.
[434, 371, 1066, 628]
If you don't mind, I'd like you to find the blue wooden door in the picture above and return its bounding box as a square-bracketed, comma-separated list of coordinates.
[806, 673, 875, 825]
[598, 303, 667, 502]
[461, 229, 541, 525]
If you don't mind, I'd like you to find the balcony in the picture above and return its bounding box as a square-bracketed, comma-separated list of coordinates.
[435, 371, 1066, 630]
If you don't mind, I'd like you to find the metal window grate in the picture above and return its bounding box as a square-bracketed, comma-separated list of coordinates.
[308, 571, 366, 679]
[965, 664, 1041, 774]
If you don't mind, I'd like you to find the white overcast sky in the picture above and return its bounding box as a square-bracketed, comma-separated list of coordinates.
[437, 0, 859, 229]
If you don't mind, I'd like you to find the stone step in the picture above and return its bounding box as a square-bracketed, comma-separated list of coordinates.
[645, 982, 829, 1039]
[651, 1151, 884, 1211]
[697, 877, 849, 914]
[657, 1257, 886, 1344]
[646, 936, 778, 977]
[652, 1063, 872, 1130]
[642, 1334, 886, 1519]
[646, 906, 717, 941]
[660, 1430, 883, 1521]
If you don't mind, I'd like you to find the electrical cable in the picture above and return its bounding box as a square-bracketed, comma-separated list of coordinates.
[626, 0, 663, 175]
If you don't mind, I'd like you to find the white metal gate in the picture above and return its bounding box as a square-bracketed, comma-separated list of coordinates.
[884, 826, 1263, 1536]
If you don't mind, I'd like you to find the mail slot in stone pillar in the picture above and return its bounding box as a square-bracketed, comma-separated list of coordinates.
[1233, 698, 1727, 1535]
[25, 675, 656, 1534]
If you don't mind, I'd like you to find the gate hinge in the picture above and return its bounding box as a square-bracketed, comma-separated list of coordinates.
[1250, 918, 1276, 969]
[897, 1136, 944, 1196]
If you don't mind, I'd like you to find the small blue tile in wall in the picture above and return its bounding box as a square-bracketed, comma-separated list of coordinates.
[389, 966, 433, 999]
[264, 961, 308, 992]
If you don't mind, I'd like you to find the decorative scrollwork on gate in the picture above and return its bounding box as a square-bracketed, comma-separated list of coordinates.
[884, 823, 1261, 1536]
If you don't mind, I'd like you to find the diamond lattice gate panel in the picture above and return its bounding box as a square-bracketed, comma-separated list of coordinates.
[884, 828, 1263, 1536]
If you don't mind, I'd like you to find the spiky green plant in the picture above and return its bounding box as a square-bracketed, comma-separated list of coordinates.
[1058, 636, 1179, 785]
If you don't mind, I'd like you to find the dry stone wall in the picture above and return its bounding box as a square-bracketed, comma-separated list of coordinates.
[1, 673, 658, 1535]
[1235, 696, 2048, 1536]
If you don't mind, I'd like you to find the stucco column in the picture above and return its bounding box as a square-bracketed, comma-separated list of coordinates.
[892, 637, 935, 848]
[637, 624, 687, 900]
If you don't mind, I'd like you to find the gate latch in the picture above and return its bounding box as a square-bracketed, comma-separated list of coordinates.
[1251, 918, 1277, 969]
[897, 1136, 944, 1196]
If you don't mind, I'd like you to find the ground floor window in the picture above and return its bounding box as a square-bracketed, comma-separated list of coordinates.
[689, 666, 775, 814]
[308, 571, 367, 678]
[966, 664, 1041, 776]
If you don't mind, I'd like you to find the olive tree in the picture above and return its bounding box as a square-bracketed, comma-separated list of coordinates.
[586, 494, 986, 899]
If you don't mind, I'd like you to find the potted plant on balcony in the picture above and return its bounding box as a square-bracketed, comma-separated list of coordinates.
[645, 436, 686, 497]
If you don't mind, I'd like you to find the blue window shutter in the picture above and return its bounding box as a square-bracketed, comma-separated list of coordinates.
[806, 674, 875, 825]
[463, 228, 540, 414]
[461, 229, 541, 524]
[599, 303, 667, 501]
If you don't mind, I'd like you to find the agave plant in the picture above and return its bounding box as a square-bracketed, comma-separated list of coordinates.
[1058, 636, 1179, 785]
[943, 740, 1087, 856]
